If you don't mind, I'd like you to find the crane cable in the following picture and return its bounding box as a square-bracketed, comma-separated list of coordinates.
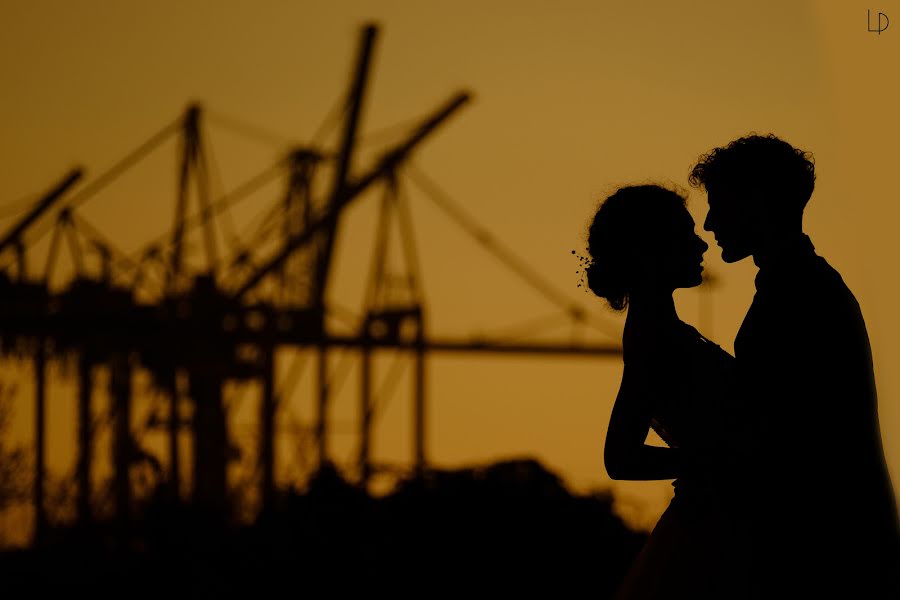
[405, 163, 620, 339]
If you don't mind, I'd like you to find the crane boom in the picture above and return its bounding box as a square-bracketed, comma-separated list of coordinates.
[0, 168, 83, 255]
[230, 92, 471, 301]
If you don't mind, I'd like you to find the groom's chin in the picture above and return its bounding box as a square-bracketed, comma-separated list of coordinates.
[720, 247, 751, 263]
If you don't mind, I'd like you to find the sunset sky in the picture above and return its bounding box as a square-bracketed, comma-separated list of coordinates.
[1, 0, 898, 536]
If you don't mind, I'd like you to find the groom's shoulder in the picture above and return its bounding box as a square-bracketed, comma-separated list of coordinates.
[796, 253, 864, 317]
[764, 252, 858, 314]
[808, 254, 856, 298]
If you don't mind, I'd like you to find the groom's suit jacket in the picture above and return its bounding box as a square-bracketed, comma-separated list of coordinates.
[733, 234, 898, 595]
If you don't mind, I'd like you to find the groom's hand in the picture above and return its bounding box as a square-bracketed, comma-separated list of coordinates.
[680, 446, 721, 482]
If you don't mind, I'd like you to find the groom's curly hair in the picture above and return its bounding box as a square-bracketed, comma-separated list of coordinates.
[689, 133, 816, 212]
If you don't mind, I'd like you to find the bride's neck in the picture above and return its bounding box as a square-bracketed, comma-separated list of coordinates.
[627, 290, 678, 322]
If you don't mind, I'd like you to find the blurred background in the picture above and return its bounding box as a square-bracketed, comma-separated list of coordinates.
[0, 0, 897, 593]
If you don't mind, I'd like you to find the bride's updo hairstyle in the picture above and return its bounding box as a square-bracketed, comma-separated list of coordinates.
[586, 184, 688, 311]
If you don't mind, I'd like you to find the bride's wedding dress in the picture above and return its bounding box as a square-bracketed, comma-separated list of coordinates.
[614, 320, 749, 600]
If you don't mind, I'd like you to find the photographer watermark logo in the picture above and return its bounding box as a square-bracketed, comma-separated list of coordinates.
[868, 9, 889, 34]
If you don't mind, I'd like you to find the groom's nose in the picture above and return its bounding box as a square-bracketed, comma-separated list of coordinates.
[703, 210, 715, 233]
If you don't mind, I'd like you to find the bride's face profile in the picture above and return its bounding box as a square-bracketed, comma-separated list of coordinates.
[656, 208, 708, 291]
[586, 185, 706, 310]
[631, 206, 708, 294]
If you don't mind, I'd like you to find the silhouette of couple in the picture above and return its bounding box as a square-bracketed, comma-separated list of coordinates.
[589, 135, 900, 598]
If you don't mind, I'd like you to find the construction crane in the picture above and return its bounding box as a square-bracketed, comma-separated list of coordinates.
[0, 23, 625, 547]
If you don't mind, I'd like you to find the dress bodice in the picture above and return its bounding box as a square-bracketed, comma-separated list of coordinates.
[627, 320, 735, 451]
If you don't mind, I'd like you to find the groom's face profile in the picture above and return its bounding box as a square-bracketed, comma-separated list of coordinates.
[703, 187, 755, 263]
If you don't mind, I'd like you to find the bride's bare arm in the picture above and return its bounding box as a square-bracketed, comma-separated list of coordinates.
[604, 359, 684, 480]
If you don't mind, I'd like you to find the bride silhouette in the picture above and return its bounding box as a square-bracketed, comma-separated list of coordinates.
[585, 184, 749, 599]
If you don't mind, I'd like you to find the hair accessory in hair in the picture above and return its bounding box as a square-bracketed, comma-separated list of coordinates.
[572, 249, 594, 292]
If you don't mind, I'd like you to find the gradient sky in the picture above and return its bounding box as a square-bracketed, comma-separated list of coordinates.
[1, 1, 898, 535]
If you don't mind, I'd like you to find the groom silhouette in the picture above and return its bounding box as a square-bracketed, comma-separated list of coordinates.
[689, 134, 899, 597]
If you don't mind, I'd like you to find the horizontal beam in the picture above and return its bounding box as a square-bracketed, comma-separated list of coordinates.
[323, 335, 621, 357]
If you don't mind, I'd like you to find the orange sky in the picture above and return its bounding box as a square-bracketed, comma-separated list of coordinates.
[1, 1, 898, 535]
